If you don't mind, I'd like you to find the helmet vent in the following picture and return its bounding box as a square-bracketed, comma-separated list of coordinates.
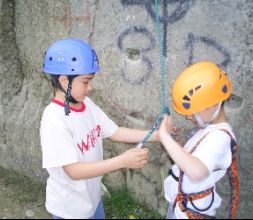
[183, 95, 191, 101]
[49, 57, 53, 61]
[183, 102, 191, 109]
[71, 68, 75, 72]
[222, 85, 227, 93]
[72, 57, 77, 62]
[188, 89, 193, 96]
[195, 85, 201, 91]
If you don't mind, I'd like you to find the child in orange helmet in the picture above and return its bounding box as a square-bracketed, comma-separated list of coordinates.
[158, 62, 239, 219]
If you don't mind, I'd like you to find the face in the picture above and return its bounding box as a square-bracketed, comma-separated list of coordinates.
[71, 74, 95, 102]
[58, 74, 95, 102]
[185, 103, 220, 125]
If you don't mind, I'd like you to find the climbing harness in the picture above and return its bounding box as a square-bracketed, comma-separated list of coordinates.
[136, 0, 170, 148]
[173, 129, 239, 219]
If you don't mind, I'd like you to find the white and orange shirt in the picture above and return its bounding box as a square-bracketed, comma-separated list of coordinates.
[164, 123, 235, 219]
[40, 97, 118, 219]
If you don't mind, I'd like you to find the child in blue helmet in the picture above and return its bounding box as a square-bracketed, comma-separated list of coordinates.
[40, 38, 158, 219]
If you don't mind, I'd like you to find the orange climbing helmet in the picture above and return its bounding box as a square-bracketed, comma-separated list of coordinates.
[172, 61, 232, 115]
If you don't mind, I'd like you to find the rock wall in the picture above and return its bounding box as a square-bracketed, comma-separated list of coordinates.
[0, 0, 252, 218]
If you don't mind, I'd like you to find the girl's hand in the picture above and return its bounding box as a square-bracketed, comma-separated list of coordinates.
[158, 115, 175, 142]
[120, 148, 149, 169]
[154, 123, 177, 143]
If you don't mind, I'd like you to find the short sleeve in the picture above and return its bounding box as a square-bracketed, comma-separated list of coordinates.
[40, 113, 79, 168]
[193, 130, 232, 173]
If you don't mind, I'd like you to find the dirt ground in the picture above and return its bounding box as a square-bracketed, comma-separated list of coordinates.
[0, 185, 50, 219]
[0, 194, 50, 219]
[0, 167, 51, 219]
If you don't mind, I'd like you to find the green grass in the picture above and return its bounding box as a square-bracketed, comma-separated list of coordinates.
[103, 185, 163, 219]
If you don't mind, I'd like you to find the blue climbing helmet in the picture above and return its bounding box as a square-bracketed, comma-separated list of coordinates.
[43, 38, 100, 75]
[43, 38, 100, 116]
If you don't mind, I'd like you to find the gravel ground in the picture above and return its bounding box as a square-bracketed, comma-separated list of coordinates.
[0, 167, 50, 219]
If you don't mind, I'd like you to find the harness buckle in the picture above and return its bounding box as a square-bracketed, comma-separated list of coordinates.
[181, 199, 187, 212]
[177, 195, 187, 212]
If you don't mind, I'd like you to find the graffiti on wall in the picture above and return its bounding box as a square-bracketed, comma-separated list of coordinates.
[119, 0, 231, 85]
[121, 0, 192, 57]
[186, 33, 231, 69]
[117, 26, 155, 85]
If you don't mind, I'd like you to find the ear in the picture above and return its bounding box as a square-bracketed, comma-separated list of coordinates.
[58, 75, 69, 90]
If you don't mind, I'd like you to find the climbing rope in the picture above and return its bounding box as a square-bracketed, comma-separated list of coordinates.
[136, 0, 170, 148]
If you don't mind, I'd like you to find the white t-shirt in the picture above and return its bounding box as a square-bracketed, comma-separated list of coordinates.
[164, 123, 235, 219]
[40, 97, 118, 219]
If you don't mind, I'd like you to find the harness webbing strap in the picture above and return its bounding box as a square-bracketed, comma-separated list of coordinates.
[168, 169, 179, 182]
[219, 129, 239, 219]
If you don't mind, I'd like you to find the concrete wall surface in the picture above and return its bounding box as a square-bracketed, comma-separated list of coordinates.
[0, 0, 252, 218]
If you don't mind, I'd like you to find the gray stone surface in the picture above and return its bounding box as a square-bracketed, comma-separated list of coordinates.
[0, 0, 252, 218]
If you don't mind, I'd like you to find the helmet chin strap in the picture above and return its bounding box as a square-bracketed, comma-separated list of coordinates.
[64, 77, 79, 116]
[194, 114, 207, 128]
[194, 102, 222, 128]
